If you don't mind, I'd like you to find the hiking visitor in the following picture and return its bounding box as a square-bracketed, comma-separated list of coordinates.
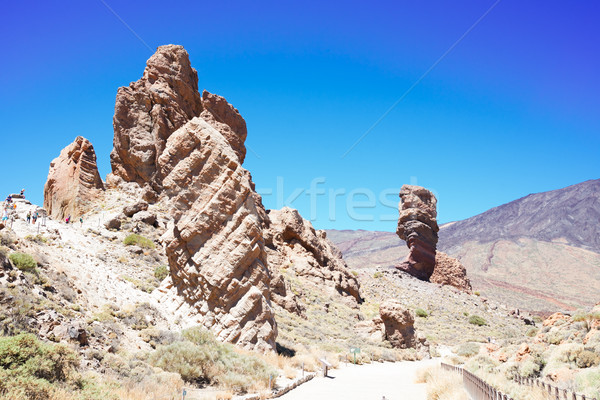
[79, 216, 83, 226]
[20, 188, 25, 197]
[26, 211, 31, 223]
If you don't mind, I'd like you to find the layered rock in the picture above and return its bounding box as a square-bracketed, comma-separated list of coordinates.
[110, 45, 203, 189]
[110, 45, 249, 194]
[43, 136, 104, 220]
[158, 117, 276, 352]
[264, 207, 362, 307]
[431, 251, 472, 292]
[396, 185, 439, 281]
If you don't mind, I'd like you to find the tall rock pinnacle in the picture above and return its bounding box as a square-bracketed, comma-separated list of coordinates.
[396, 185, 439, 280]
[44, 136, 104, 220]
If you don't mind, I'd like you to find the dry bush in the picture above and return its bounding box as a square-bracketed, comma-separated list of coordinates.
[418, 365, 468, 400]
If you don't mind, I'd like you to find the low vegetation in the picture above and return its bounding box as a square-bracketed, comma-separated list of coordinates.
[9, 252, 37, 272]
[468, 315, 487, 326]
[416, 365, 468, 400]
[123, 234, 154, 249]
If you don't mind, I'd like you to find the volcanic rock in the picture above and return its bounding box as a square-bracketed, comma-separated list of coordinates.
[396, 185, 439, 281]
[430, 251, 472, 292]
[379, 299, 416, 348]
[110, 45, 203, 189]
[43, 136, 104, 220]
[264, 207, 361, 305]
[200, 90, 247, 163]
[123, 201, 149, 217]
[104, 217, 121, 230]
[158, 117, 276, 352]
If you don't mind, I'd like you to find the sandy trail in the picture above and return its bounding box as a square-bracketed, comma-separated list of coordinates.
[278, 358, 438, 400]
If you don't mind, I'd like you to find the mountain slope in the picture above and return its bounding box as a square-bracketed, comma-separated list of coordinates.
[327, 179, 600, 313]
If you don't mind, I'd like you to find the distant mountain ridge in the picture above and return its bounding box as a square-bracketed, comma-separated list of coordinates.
[327, 179, 600, 313]
[439, 179, 600, 254]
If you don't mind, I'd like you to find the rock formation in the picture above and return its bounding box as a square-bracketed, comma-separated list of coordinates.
[157, 117, 276, 352]
[110, 45, 249, 194]
[43, 136, 104, 220]
[264, 207, 362, 306]
[431, 251, 472, 292]
[396, 185, 439, 280]
[378, 299, 416, 348]
[109, 45, 203, 189]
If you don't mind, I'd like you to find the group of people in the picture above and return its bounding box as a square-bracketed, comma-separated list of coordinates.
[26, 210, 40, 224]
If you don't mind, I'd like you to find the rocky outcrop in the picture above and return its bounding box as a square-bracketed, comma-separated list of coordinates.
[396, 185, 439, 280]
[264, 207, 361, 306]
[200, 90, 247, 164]
[158, 117, 276, 352]
[44, 136, 104, 220]
[431, 251, 472, 292]
[110, 45, 203, 189]
[378, 299, 416, 349]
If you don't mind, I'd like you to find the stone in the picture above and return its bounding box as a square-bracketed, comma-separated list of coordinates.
[430, 252, 472, 292]
[379, 299, 416, 349]
[158, 117, 276, 352]
[104, 217, 121, 230]
[132, 210, 157, 226]
[123, 201, 149, 217]
[264, 207, 361, 304]
[110, 45, 203, 189]
[43, 136, 104, 220]
[396, 185, 439, 281]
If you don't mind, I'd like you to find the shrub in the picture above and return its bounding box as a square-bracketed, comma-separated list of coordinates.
[9, 252, 37, 272]
[526, 327, 538, 337]
[455, 342, 480, 357]
[415, 308, 428, 318]
[154, 265, 169, 281]
[468, 315, 487, 326]
[373, 271, 383, 279]
[474, 291, 481, 296]
[123, 234, 154, 249]
[577, 350, 599, 368]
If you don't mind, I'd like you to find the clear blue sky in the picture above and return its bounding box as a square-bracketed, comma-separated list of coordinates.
[1, 1, 598, 231]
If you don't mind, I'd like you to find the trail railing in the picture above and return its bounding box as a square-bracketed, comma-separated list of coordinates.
[441, 363, 515, 400]
[514, 375, 597, 400]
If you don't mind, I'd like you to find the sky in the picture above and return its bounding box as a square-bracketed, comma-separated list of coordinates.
[1, 1, 598, 231]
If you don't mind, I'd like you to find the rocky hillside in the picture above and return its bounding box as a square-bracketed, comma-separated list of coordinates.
[327, 179, 600, 314]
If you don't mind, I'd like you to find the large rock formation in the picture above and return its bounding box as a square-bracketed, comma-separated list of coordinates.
[264, 207, 362, 306]
[431, 251, 472, 292]
[396, 185, 439, 280]
[110, 45, 249, 193]
[378, 299, 416, 349]
[158, 117, 276, 352]
[44, 136, 104, 220]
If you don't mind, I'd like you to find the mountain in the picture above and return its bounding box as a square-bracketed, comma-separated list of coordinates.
[327, 179, 600, 314]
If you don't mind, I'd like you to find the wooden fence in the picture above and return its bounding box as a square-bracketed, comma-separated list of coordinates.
[441, 363, 597, 400]
[441, 363, 515, 400]
[515, 375, 597, 400]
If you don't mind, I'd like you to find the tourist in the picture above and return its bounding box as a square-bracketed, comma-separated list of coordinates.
[66, 215, 71, 224]
[26, 211, 31, 223]
[79, 216, 83, 226]
[33, 211, 38, 224]
[20, 188, 25, 197]
[1, 209, 8, 222]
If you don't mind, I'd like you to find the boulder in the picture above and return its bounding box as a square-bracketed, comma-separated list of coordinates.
[104, 217, 121, 230]
[132, 210, 157, 226]
[430, 252, 472, 292]
[43, 136, 104, 220]
[158, 117, 276, 352]
[264, 207, 361, 305]
[379, 299, 416, 349]
[123, 201, 149, 217]
[396, 185, 439, 281]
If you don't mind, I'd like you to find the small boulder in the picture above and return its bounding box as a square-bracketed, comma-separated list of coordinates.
[379, 299, 416, 349]
[104, 217, 121, 230]
[123, 201, 148, 217]
[132, 210, 157, 226]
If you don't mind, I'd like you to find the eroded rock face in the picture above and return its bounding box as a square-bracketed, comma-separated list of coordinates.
[264, 207, 362, 307]
[200, 90, 247, 164]
[430, 252, 472, 292]
[396, 185, 439, 281]
[158, 117, 276, 352]
[110, 44, 203, 189]
[44, 136, 104, 220]
[379, 299, 416, 349]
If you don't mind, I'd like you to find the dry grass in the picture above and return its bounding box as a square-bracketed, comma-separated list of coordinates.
[417, 365, 468, 400]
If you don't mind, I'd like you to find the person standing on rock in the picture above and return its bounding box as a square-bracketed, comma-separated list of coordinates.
[20, 188, 25, 197]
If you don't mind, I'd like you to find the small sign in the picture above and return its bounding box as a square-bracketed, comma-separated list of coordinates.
[350, 347, 361, 354]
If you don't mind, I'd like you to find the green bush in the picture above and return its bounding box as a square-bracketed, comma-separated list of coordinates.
[123, 234, 155, 249]
[373, 271, 383, 279]
[468, 315, 487, 326]
[154, 265, 169, 281]
[415, 308, 428, 318]
[149, 327, 274, 392]
[9, 252, 37, 272]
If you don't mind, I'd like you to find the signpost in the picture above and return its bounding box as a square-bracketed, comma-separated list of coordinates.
[350, 347, 361, 364]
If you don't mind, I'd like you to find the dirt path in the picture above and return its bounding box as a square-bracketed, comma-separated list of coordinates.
[278, 359, 438, 400]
